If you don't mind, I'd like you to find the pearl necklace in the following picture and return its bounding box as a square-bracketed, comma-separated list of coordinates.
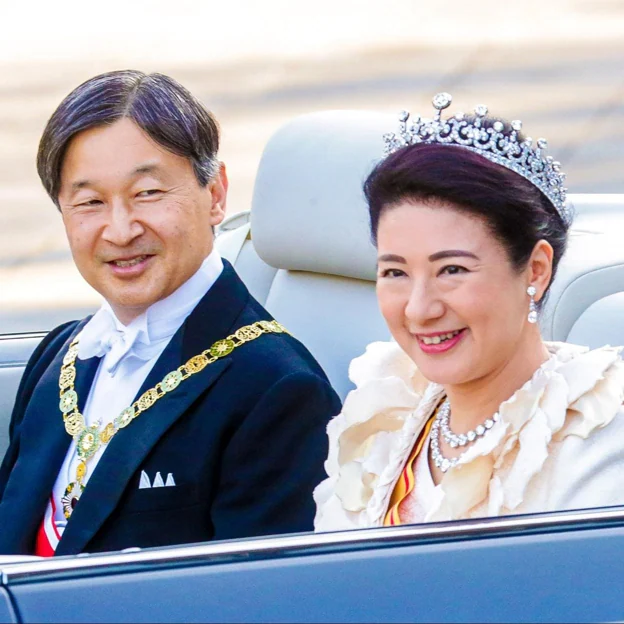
[430, 400, 500, 473]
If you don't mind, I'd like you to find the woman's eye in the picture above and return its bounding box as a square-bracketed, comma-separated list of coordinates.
[439, 264, 467, 276]
[379, 268, 406, 278]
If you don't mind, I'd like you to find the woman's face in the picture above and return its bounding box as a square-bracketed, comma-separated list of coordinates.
[376, 200, 538, 387]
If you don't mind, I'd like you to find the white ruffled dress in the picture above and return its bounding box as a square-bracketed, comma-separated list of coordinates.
[314, 341, 624, 531]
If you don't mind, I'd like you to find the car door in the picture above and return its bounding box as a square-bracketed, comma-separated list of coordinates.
[2, 506, 624, 623]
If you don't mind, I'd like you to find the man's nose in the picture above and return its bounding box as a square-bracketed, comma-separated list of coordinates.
[404, 280, 445, 325]
[101, 200, 144, 246]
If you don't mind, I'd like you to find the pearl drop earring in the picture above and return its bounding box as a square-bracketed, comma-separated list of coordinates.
[527, 285, 538, 324]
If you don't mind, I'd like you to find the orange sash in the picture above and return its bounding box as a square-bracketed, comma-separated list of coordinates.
[384, 415, 435, 526]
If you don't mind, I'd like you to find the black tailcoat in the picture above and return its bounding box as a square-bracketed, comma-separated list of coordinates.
[0, 262, 340, 555]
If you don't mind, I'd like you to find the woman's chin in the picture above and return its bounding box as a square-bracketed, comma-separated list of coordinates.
[425, 373, 470, 386]
[413, 360, 475, 386]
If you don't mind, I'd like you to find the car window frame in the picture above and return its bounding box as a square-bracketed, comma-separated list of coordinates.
[4, 504, 624, 585]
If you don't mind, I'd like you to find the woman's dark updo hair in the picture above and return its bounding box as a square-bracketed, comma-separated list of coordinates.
[364, 116, 570, 302]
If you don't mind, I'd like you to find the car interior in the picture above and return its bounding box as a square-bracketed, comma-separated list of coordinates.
[2, 109, 624, 462]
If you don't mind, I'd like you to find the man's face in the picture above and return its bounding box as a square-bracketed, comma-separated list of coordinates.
[57, 118, 227, 324]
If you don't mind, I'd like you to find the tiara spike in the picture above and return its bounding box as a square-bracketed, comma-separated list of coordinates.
[432, 93, 452, 111]
[431, 92, 452, 122]
[382, 93, 569, 223]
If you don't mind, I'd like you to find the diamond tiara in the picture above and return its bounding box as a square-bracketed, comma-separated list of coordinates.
[382, 93, 570, 223]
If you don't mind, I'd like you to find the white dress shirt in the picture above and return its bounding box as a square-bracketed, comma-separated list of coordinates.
[49, 251, 223, 535]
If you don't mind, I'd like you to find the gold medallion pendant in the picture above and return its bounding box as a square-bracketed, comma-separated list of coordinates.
[62, 460, 87, 518]
[62, 481, 85, 519]
[76, 426, 101, 460]
[57, 320, 288, 518]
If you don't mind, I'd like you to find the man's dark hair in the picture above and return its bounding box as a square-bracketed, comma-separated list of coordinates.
[37, 70, 220, 207]
[364, 117, 570, 307]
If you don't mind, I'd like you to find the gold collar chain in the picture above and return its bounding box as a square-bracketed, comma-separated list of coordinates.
[58, 319, 288, 519]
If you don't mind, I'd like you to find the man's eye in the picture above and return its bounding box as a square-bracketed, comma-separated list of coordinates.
[77, 199, 102, 207]
[440, 265, 467, 276]
[137, 189, 163, 198]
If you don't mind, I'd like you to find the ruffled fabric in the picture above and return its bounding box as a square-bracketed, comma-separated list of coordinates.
[314, 341, 624, 531]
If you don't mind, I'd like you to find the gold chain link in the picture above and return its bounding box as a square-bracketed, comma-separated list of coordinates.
[58, 320, 289, 496]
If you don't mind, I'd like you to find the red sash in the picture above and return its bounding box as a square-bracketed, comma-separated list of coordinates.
[34, 497, 61, 557]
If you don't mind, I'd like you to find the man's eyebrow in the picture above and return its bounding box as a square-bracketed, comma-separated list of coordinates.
[68, 163, 164, 193]
[428, 250, 479, 262]
[70, 179, 93, 192]
[377, 254, 407, 263]
[131, 163, 163, 176]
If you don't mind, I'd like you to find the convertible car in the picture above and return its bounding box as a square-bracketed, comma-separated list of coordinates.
[1, 111, 624, 623]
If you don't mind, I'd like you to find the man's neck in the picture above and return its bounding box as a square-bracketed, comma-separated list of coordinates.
[111, 306, 147, 326]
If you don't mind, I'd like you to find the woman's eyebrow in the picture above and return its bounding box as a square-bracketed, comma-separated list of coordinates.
[428, 250, 479, 262]
[377, 254, 406, 263]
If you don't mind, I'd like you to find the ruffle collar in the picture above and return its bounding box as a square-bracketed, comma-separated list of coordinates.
[315, 341, 624, 528]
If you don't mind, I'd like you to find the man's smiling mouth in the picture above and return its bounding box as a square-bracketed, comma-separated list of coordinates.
[109, 255, 151, 268]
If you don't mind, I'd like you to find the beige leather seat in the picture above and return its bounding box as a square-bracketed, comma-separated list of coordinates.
[217, 111, 397, 399]
[541, 195, 624, 347]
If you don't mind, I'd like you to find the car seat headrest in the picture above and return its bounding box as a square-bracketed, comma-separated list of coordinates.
[251, 110, 397, 282]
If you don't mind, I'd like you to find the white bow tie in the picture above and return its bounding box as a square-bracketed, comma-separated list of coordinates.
[77, 307, 153, 375]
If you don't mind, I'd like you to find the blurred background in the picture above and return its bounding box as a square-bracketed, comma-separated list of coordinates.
[2, 0, 624, 331]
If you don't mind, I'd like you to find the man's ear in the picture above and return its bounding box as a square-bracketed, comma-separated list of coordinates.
[527, 239, 554, 302]
[208, 162, 228, 227]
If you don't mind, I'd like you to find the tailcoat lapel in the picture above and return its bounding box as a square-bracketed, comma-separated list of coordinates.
[56, 261, 252, 555]
[179, 260, 259, 362]
[0, 323, 100, 552]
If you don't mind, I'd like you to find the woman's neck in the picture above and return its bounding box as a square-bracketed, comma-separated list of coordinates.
[443, 334, 550, 433]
